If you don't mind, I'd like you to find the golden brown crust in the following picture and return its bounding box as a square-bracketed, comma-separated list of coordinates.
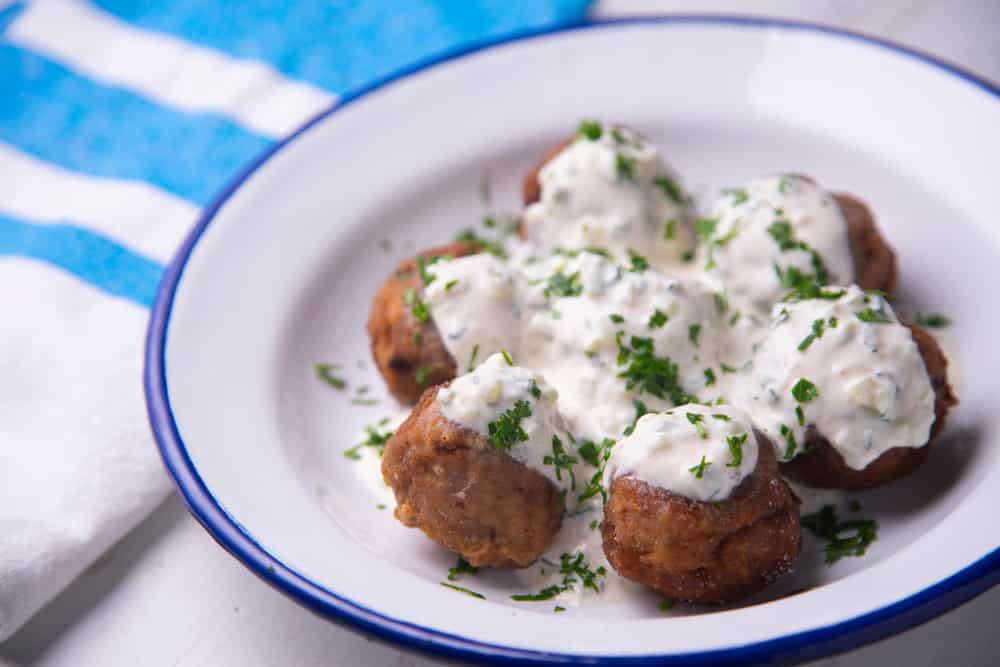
[601, 442, 800, 604]
[381, 386, 565, 568]
[834, 193, 898, 295]
[366, 243, 478, 404]
[781, 322, 958, 489]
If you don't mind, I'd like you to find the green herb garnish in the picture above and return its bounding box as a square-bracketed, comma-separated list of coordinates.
[441, 583, 485, 599]
[487, 400, 532, 452]
[780, 424, 797, 459]
[704, 368, 716, 386]
[694, 217, 717, 241]
[686, 412, 708, 439]
[544, 435, 578, 488]
[609, 313, 625, 324]
[627, 249, 649, 272]
[415, 364, 432, 386]
[577, 119, 602, 140]
[915, 312, 951, 328]
[663, 219, 676, 240]
[648, 309, 668, 329]
[654, 175, 683, 204]
[689, 454, 712, 478]
[501, 349, 514, 366]
[792, 378, 819, 403]
[403, 287, 430, 322]
[545, 271, 583, 298]
[856, 307, 891, 324]
[616, 154, 636, 181]
[616, 336, 696, 406]
[314, 363, 346, 390]
[688, 323, 702, 347]
[467, 344, 480, 372]
[801, 505, 879, 564]
[448, 557, 479, 581]
[726, 433, 747, 467]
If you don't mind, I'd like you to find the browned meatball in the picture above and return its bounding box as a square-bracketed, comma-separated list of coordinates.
[601, 441, 800, 604]
[834, 193, 898, 294]
[522, 137, 573, 206]
[366, 243, 477, 404]
[781, 322, 957, 490]
[381, 385, 564, 568]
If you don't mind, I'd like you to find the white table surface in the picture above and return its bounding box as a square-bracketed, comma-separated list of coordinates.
[3, 1, 999, 665]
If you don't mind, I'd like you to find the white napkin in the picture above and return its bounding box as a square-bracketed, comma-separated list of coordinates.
[0, 260, 170, 641]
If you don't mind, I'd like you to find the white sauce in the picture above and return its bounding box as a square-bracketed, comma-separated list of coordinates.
[603, 404, 759, 502]
[738, 285, 935, 469]
[522, 126, 695, 269]
[437, 353, 581, 496]
[364, 122, 944, 604]
[700, 175, 855, 316]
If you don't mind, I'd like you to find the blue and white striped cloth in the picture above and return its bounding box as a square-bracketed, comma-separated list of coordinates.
[0, 0, 588, 640]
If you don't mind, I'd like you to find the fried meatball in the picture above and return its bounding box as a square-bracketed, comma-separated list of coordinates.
[781, 322, 957, 489]
[381, 385, 564, 567]
[602, 441, 800, 604]
[367, 242, 477, 404]
[522, 137, 573, 206]
[834, 193, 898, 294]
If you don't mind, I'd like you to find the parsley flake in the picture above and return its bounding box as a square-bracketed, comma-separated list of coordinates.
[726, 433, 747, 467]
[648, 309, 668, 329]
[487, 400, 532, 452]
[689, 455, 712, 478]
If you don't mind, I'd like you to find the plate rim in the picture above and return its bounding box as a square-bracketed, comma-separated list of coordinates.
[144, 15, 1000, 666]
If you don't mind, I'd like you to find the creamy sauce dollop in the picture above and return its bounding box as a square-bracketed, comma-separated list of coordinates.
[603, 404, 760, 502]
[737, 285, 935, 470]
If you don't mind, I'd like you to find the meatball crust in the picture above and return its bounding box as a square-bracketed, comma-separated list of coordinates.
[381, 386, 564, 568]
[834, 193, 898, 295]
[601, 441, 800, 604]
[781, 322, 957, 490]
[367, 242, 477, 404]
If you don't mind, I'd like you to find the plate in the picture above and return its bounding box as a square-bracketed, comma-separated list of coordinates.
[145, 16, 1000, 665]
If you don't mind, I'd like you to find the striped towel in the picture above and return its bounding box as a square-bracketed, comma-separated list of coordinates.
[0, 0, 589, 641]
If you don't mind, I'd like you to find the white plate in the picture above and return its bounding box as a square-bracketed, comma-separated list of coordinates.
[146, 17, 1000, 665]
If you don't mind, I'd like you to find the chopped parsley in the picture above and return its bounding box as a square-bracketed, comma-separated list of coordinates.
[544, 271, 583, 298]
[688, 323, 702, 347]
[796, 405, 806, 426]
[915, 312, 951, 328]
[467, 344, 480, 372]
[694, 217, 717, 241]
[622, 399, 652, 436]
[501, 349, 514, 366]
[768, 219, 830, 289]
[440, 583, 485, 599]
[616, 336, 696, 406]
[711, 413, 730, 421]
[801, 505, 879, 564]
[720, 363, 738, 374]
[654, 175, 683, 204]
[627, 249, 649, 272]
[530, 381, 542, 399]
[577, 119, 602, 140]
[689, 455, 712, 478]
[487, 400, 532, 452]
[779, 424, 797, 459]
[713, 292, 728, 314]
[343, 418, 394, 460]
[724, 187, 749, 205]
[447, 557, 479, 581]
[314, 363, 346, 390]
[648, 309, 668, 329]
[453, 228, 507, 258]
[403, 287, 430, 322]
[544, 435, 578, 488]
[554, 606, 566, 613]
[659, 599, 675, 612]
[609, 313, 625, 324]
[616, 154, 636, 181]
[686, 412, 708, 439]
[856, 306, 892, 324]
[798, 318, 828, 351]
[729, 311, 741, 327]
[415, 254, 451, 286]
[704, 368, 716, 385]
[663, 219, 676, 240]
[792, 378, 819, 403]
[512, 552, 606, 601]
[578, 437, 615, 467]
[726, 433, 747, 467]
[444, 279, 458, 292]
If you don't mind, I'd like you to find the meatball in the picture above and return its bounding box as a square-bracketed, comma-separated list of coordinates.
[367, 242, 477, 404]
[834, 193, 898, 294]
[381, 385, 564, 567]
[522, 137, 573, 206]
[781, 322, 957, 489]
[602, 441, 800, 604]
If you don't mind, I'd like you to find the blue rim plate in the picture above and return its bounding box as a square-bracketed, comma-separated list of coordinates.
[145, 16, 1000, 665]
